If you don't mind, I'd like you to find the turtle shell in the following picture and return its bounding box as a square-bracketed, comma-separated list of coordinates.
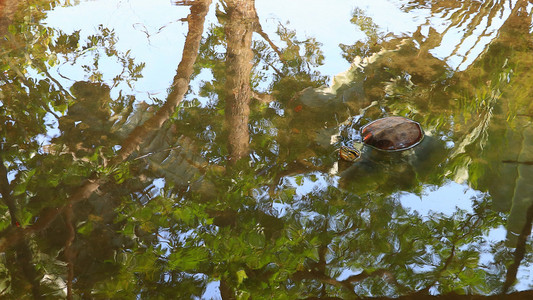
[361, 116, 423, 151]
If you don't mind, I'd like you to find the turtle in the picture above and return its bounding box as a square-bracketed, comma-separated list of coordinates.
[339, 145, 361, 162]
[339, 116, 424, 162]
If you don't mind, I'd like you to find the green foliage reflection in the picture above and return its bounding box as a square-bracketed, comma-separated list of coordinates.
[1, 0, 533, 299]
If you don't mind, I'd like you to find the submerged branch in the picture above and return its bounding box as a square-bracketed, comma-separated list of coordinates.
[502, 160, 533, 165]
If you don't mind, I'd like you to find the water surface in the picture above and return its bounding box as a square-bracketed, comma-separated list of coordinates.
[1, 0, 532, 298]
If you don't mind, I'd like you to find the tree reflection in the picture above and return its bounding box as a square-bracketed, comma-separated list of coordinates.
[223, 0, 255, 164]
[1, 0, 533, 299]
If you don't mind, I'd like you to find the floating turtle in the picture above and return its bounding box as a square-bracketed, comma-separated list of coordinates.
[362, 116, 424, 151]
[339, 116, 424, 162]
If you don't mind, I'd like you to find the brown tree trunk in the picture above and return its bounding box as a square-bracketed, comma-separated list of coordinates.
[224, 0, 256, 164]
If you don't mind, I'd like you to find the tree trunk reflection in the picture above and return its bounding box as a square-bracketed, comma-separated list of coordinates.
[224, 0, 256, 164]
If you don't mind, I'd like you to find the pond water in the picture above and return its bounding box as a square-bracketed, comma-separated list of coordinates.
[1, 0, 533, 298]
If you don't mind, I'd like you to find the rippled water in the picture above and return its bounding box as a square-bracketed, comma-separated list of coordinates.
[1, 0, 532, 298]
